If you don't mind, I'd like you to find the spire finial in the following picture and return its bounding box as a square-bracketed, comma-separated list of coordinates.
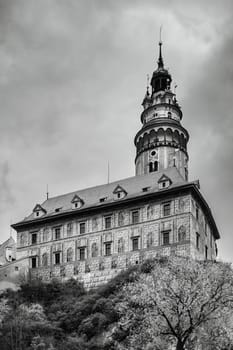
[158, 26, 164, 69]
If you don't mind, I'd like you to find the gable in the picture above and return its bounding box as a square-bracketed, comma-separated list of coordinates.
[113, 185, 127, 195]
[71, 194, 83, 203]
[32, 204, 46, 214]
[158, 174, 172, 184]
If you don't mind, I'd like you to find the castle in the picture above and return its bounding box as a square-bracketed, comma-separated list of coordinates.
[11, 41, 220, 289]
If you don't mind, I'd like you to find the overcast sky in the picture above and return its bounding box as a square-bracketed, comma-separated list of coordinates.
[0, 0, 232, 262]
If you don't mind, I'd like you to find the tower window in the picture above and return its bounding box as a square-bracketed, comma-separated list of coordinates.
[149, 161, 158, 173]
[196, 232, 200, 250]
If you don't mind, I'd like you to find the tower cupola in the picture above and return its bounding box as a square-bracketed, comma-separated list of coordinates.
[150, 41, 172, 94]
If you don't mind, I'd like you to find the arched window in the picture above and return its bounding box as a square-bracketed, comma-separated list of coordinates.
[149, 161, 158, 173]
[67, 247, 73, 262]
[149, 162, 153, 173]
[91, 243, 98, 258]
[178, 226, 186, 242]
[118, 238, 124, 253]
[42, 253, 48, 267]
[147, 232, 153, 248]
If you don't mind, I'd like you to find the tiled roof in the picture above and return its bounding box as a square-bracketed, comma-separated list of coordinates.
[22, 167, 186, 222]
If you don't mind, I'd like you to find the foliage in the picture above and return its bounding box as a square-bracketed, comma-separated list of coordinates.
[113, 257, 233, 350]
[0, 259, 233, 350]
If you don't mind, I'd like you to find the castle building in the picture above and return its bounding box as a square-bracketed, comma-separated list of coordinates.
[11, 42, 220, 289]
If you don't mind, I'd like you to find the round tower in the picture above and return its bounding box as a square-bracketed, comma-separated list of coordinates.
[134, 41, 189, 180]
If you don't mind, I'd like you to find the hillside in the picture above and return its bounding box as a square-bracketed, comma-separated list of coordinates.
[0, 257, 233, 350]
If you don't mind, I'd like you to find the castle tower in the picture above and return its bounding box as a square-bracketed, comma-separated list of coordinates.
[134, 41, 189, 180]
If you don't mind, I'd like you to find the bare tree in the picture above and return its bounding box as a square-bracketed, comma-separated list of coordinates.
[114, 257, 233, 350]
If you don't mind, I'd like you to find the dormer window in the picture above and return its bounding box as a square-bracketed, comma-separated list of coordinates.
[71, 194, 84, 210]
[113, 185, 127, 201]
[158, 174, 172, 190]
[142, 186, 150, 192]
[55, 207, 62, 213]
[100, 197, 107, 203]
[32, 204, 47, 219]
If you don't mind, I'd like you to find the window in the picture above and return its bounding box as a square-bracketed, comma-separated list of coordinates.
[15, 266, 19, 271]
[149, 161, 158, 173]
[149, 162, 153, 173]
[36, 211, 39, 217]
[80, 222, 86, 234]
[142, 187, 150, 192]
[55, 207, 62, 213]
[132, 237, 139, 251]
[54, 227, 61, 240]
[162, 231, 170, 245]
[196, 232, 200, 250]
[31, 233, 37, 245]
[196, 206, 199, 220]
[100, 197, 107, 203]
[117, 192, 121, 199]
[55, 252, 60, 265]
[79, 247, 85, 261]
[205, 245, 208, 260]
[105, 216, 112, 229]
[105, 242, 112, 256]
[163, 202, 171, 216]
[67, 223, 73, 236]
[132, 210, 139, 224]
[31, 257, 37, 268]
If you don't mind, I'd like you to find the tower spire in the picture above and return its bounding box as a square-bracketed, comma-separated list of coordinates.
[158, 26, 164, 69]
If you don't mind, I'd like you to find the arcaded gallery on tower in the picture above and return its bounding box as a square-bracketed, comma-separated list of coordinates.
[12, 42, 220, 289]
